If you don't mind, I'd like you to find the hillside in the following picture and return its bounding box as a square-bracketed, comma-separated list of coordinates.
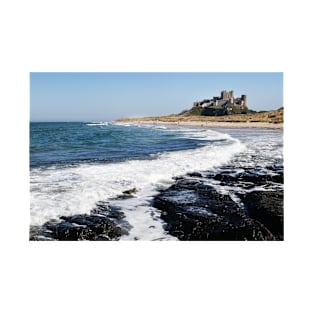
[117, 107, 284, 124]
[185, 103, 250, 116]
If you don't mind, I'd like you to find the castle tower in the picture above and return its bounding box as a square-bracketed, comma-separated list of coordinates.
[241, 95, 247, 107]
[221, 90, 228, 100]
[229, 90, 234, 104]
[229, 90, 234, 100]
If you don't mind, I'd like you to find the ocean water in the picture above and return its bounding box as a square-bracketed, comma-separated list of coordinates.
[30, 122, 283, 240]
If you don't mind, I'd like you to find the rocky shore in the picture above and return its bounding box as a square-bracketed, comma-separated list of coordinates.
[30, 164, 283, 241]
[29, 200, 130, 241]
[154, 165, 283, 240]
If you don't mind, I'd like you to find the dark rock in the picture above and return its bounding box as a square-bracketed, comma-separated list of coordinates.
[53, 221, 91, 241]
[270, 173, 284, 184]
[213, 172, 239, 182]
[188, 172, 203, 178]
[114, 194, 133, 200]
[30, 203, 128, 241]
[29, 225, 55, 241]
[154, 182, 275, 241]
[123, 187, 138, 195]
[243, 190, 283, 240]
[108, 188, 139, 201]
[91, 202, 125, 219]
[205, 166, 284, 192]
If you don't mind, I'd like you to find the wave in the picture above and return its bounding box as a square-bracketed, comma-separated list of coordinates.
[86, 122, 109, 126]
[113, 122, 132, 127]
[154, 126, 167, 129]
[30, 128, 246, 230]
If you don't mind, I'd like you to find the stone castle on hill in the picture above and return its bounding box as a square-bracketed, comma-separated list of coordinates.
[193, 90, 247, 109]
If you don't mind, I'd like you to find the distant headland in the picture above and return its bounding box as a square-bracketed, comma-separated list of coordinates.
[116, 90, 283, 129]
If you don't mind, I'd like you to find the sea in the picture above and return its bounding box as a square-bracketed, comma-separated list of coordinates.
[30, 122, 283, 240]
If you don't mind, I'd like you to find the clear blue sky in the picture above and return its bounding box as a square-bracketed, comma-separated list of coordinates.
[30, 72, 283, 122]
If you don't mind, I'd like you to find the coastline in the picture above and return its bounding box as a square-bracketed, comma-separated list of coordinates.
[118, 120, 283, 130]
[30, 122, 283, 241]
[115, 107, 284, 130]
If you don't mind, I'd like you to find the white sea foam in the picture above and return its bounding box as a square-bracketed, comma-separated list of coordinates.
[30, 128, 246, 240]
[86, 122, 109, 126]
[113, 122, 132, 127]
[154, 126, 167, 129]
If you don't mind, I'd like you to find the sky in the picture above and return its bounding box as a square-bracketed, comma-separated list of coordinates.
[30, 72, 283, 122]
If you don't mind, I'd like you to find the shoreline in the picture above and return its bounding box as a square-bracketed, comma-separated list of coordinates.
[118, 120, 283, 130]
[30, 121, 283, 241]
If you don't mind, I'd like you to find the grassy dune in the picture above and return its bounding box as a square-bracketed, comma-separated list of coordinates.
[117, 108, 284, 124]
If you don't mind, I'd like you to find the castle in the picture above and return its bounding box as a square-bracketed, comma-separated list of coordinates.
[193, 90, 247, 108]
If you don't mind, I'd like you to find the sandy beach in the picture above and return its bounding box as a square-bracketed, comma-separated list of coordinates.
[121, 120, 283, 130]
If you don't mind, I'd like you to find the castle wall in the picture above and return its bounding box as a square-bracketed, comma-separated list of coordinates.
[195, 91, 247, 108]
